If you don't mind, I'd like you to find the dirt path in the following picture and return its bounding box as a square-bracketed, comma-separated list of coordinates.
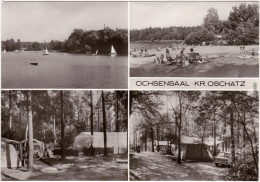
[2, 158, 127, 181]
[184, 162, 227, 181]
[28, 163, 128, 181]
[130, 152, 227, 181]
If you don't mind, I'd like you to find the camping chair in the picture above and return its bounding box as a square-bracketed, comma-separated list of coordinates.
[187, 53, 202, 63]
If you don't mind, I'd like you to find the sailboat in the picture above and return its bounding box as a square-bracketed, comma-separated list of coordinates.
[92, 50, 98, 56]
[15, 50, 19, 53]
[43, 47, 49, 55]
[3, 49, 6, 53]
[109, 45, 117, 56]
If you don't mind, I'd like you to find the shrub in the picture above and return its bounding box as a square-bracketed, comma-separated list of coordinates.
[226, 148, 258, 181]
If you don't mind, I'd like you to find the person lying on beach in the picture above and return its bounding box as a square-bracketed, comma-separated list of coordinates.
[154, 53, 165, 64]
[143, 49, 156, 57]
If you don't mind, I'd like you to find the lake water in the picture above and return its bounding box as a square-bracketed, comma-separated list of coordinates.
[2, 51, 128, 89]
[131, 42, 174, 50]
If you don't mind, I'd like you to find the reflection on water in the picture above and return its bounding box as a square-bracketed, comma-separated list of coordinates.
[2, 51, 128, 88]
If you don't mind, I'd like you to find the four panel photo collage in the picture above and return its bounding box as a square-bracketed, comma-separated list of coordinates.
[1, 1, 259, 181]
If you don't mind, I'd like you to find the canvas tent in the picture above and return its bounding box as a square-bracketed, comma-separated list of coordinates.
[156, 141, 174, 154]
[171, 135, 213, 162]
[73, 132, 127, 154]
[178, 143, 213, 162]
[21, 138, 44, 157]
[1, 139, 19, 168]
[72, 132, 93, 151]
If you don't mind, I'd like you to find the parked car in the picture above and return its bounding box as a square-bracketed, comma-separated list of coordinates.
[214, 152, 232, 167]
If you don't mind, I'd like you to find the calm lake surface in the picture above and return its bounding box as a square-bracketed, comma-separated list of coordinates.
[131, 42, 173, 50]
[2, 51, 128, 88]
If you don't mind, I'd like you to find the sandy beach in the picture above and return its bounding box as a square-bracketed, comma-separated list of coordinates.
[130, 45, 259, 77]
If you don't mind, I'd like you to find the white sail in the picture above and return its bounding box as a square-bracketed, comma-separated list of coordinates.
[96, 50, 98, 55]
[43, 47, 49, 55]
[3, 49, 6, 53]
[111, 45, 117, 55]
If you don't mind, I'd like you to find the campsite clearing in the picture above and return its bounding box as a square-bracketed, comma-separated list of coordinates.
[130, 152, 227, 181]
[2, 154, 128, 181]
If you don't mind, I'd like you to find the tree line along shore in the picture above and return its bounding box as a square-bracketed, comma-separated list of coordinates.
[131, 3, 259, 46]
[2, 28, 128, 55]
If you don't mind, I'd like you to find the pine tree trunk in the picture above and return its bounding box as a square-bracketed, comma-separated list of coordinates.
[145, 130, 147, 151]
[151, 128, 154, 152]
[9, 91, 12, 130]
[213, 111, 216, 159]
[28, 91, 34, 172]
[129, 92, 133, 115]
[60, 91, 65, 160]
[102, 91, 107, 156]
[19, 110, 22, 128]
[98, 109, 100, 132]
[90, 91, 94, 156]
[157, 125, 160, 152]
[90, 91, 94, 135]
[230, 111, 235, 163]
[116, 92, 119, 132]
[177, 118, 181, 164]
[177, 95, 182, 164]
[243, 112, 246, 148]
[24, 123, 28, 151]
[237, 114, 240, 149]
[53, 115, 56, 149]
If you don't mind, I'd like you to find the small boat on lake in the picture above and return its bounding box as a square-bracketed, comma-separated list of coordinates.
[92, 50, 98, 55]
[109, 45, 117, 56]
[43, 48, 49, 55]
[30, 60, 38, 66]
[15, 50, 19, 53]
[3, 49, 6, 53]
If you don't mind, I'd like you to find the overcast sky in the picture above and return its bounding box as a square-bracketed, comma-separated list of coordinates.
[2, 2, 128, 42]
[131, 1, 258, 29]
